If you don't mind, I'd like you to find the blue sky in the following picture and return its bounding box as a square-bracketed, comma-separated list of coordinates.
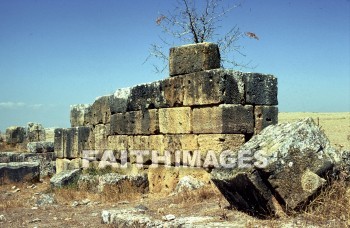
[0, 0, 349, 132]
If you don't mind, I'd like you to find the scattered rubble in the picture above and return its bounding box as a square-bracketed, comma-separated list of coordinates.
[175, 175, 205, 193]
[101, 208, 213, 227]
[36, 193, 56, 206]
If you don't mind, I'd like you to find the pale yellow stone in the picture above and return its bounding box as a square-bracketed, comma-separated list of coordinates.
[159, 107, 192, 134]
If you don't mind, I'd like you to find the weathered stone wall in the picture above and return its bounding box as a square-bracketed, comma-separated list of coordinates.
[55, 43, 278, 192]
[1, 123, 56, 180]
[5, 122, 48, 145]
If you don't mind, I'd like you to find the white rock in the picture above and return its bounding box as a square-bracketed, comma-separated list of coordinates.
[162, 214, 176, 221]
[175, 176, 205, 193]
[71, 201, 79, 207]
[0, 214, 6, 222]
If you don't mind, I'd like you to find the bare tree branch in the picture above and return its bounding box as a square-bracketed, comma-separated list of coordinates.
[146, 0, 257, 73]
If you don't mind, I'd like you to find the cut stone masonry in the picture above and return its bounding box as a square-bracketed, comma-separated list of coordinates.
[55, 42, 278, 193]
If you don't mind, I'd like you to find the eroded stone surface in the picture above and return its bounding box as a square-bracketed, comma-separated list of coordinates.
[6, 126, 26, 144]
[27, 141, 54, 153]
[193, 105, 254, 134]
[212, 118, 340, 215]
[50, 169, 81, 188]
[0, 162, 40, 184]
[169, 42, 220, 76]
[70, 104, 90, 127]
[27, 123, 46, 142]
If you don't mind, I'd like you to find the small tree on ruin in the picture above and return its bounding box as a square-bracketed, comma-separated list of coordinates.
[146, 0, 259, 73]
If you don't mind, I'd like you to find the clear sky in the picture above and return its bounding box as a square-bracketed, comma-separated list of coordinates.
[0, 0, 349, 132]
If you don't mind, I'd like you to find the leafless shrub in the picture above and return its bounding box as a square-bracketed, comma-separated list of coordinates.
[146, 0, 258, 73]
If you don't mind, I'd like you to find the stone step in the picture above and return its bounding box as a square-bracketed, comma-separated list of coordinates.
[0, 162, 40, 184]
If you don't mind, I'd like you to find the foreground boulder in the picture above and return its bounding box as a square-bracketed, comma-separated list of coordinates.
[0, 162, 40, 184]
[50, 169, 81, 188]
[212, 118, 340, 216]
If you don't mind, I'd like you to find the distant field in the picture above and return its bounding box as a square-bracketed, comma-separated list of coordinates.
[279, 112, 350, 151]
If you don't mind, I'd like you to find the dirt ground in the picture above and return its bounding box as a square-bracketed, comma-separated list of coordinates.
[1, 177, 349, 227]
[0, 112, 349, 227]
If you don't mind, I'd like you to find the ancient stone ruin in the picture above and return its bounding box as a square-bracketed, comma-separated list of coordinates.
[212, 118, 340, 217]
[0, 123, 56, 184]
[54, 42, 278, 194]
[1, 43, 346, 224]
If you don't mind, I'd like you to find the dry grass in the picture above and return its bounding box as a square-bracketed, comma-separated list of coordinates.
[169, 184, 222, 205]
[0, 182, 38, 210]
[301, 177, 350, 225]
[0, 142, 27, 152]
[99, 181, 143, 203]
[52, 179, 144, 206]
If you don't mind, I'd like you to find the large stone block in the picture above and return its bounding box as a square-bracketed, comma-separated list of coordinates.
[54, 127, 91, 159]
[163, 76, 184, 107]
[183, 69, 245, 106]
[148, 166, 180, 193]
[159, 134, 198, 166]
[126, 81, 165, 111]
[164, 134, 198, 153]
[254, 105, 278, 134]
[45, 127, 55, 142]
[148, 166, 211, 194]
[128, 136, 152, 165]
[5, 126, 26, 144]
[27, 122, 46, 142]
[94, 124, 109, 151]
[54, 128, 64, 158]
[141, 109, 160, 135]
[211, 169, 282, 218]
[50, 169, 81, 187]
[169, 43, 220, 76]
[110, 87, 131, 114]
[159, 107, 192, 134]
[0, 162, 40, 184]
[212, 118, 340, 215]
[128, 136, 150, 151]
[244, 73, 278, 105]
[70, 104, 90, 127]
[193, 104, 254, 134]
[198, 134, 245, 155]
[89, 95, 113, 125]
[148, 135, 165, 153]
[110, 110, 159, 135]
[107, 135, 129, 151]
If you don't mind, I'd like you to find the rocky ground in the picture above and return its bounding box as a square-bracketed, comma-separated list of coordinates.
[1, 112, 349, 227]
[0, 176, 349, 227]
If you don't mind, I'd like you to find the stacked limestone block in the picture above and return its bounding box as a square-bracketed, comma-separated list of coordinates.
[55, 43, 278, 192]
[5, 123, 47, 145]
[5, 126, 26, 144]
